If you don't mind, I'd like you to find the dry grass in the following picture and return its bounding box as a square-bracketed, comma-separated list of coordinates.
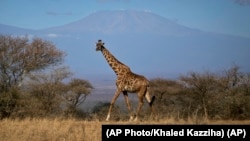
[0, 118, 250, 141]
[0, 118, 101, 141]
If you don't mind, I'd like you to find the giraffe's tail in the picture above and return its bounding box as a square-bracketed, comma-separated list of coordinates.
[149, 95, 155, 106]
[145, 86, 155, 106]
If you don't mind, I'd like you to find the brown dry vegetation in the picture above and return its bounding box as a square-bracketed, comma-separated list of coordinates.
[0, 118, 101, 141]
[0, 118, 250, 141]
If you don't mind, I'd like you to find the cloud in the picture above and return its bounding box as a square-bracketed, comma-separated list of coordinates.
[47, 33, 59, 38]
[46, 11, 73, 16]
[19, 34, 34, 39]
[234, 0, 250, 6]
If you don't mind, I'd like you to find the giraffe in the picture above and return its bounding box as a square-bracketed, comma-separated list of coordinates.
[95, 40, 155, 121]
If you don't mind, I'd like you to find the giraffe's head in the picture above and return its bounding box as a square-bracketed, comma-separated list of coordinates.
[96, 40, 105, 51]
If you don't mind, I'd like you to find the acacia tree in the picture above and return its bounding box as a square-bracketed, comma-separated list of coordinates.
[0, 35, 65, 92]
[180, 71, 218, 119]
[63, 78, 93, 117]
[0, 35, 65, 118]
[24, 67, 94, 118]
[150, 78, 182, 101]
[179, 66, 250, 120]
[27, 67, 72, 116]
[217, 66, 250, 119]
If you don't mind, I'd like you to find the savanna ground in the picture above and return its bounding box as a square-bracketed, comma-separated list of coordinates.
[1, 118, 250, 141]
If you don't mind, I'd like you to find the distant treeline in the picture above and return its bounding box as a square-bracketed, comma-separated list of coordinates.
[149, 66, 250, 121]
[0, 35, 249, 121]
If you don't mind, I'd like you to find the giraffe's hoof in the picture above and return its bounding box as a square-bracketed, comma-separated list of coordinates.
[134, 117, 138, 122]
[106, 114, 110, 121]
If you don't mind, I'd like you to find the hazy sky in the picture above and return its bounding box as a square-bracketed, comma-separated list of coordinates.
[0, 0, 250, 38]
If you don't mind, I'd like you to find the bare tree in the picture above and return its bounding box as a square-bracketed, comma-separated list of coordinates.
[0, 35, 65, 92]
[0, 35, 65, 118]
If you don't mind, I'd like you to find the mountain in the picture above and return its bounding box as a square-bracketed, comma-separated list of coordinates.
[0, 24, 36, 35]
[43, 10, 200, 36]
[0, 10, 250, 81]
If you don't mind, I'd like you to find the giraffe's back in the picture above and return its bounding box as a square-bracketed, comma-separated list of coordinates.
[116, 72, 149, 93]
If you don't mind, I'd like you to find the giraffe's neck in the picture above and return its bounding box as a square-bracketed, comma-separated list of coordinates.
[101, 47, 131, 76]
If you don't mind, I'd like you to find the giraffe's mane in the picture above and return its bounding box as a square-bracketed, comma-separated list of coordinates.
[102, 47, 129, 67]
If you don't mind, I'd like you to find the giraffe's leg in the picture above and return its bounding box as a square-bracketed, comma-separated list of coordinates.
[106, 89, 122, 121]
[134, 95, 144, 121]
[123, 91, 133, 121]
